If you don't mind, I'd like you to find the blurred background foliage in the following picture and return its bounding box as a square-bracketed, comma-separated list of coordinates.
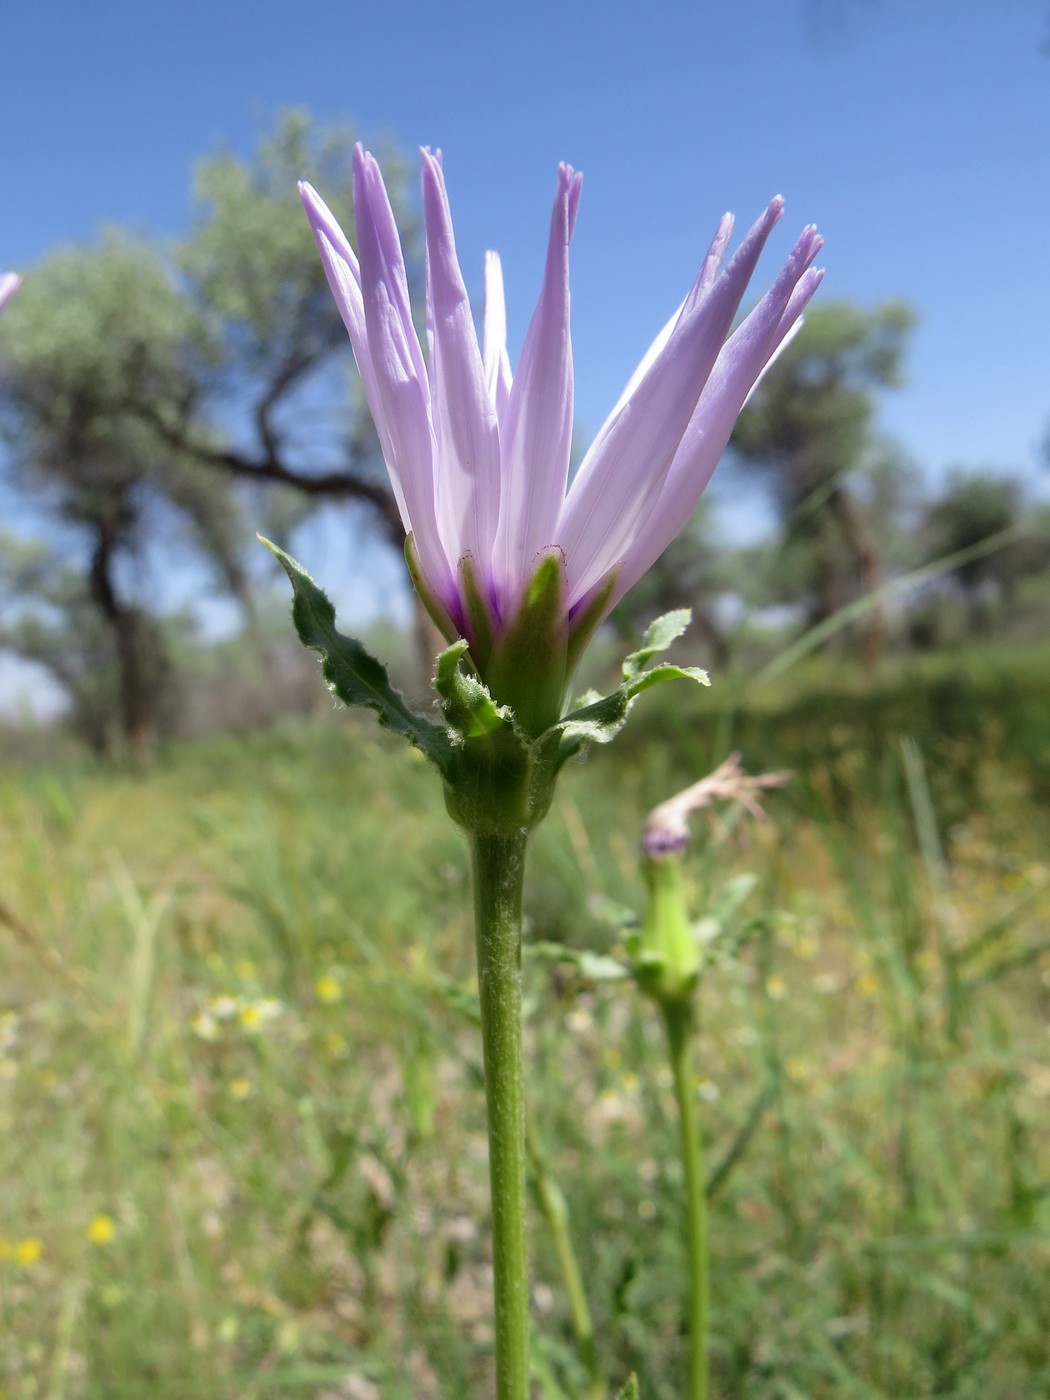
[1, 111, 1049, 1398]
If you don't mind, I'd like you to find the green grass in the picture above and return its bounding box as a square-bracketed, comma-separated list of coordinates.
[1, 661, 1048, 1399]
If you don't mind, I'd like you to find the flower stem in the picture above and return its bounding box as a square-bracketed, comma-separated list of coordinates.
[662, 997, 709, 1400]
[470, 831, 531, 1400]
[526, 1112, 605, 1400]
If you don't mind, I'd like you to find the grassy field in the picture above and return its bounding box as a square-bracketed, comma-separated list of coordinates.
[0, 650, 1048, 1399]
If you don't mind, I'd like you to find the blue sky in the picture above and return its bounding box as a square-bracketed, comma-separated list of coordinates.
[2, 0, 1049, 683]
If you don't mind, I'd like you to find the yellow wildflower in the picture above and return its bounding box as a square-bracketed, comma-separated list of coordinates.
[87, 1214, 116, 1246]
[14, 1237, 42, 1266]
[238, 1004, 262, 1031]
[856, 972, 881, 999]
[315, 975, 342, 1005]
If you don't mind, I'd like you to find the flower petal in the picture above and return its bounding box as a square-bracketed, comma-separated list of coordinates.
[421, 149, 501, 583]
[609, 233, 825, 609]
[482, 250, 513, 424]
[557, 198, 785, 605]
[347, 148, 457, 609]
[299, 183, 401, 503]
[588, 214, 734, 464]
[492, 164, 583, 615]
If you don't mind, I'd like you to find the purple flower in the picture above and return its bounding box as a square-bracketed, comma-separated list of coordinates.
[300, 149, 822, 722]
[0, 273, 20, 315]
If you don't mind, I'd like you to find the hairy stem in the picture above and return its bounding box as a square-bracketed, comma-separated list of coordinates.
[663, 997, 710, 1400]
[471, 831, 531, 1400]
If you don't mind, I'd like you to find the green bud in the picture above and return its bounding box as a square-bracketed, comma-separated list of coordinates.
[634, 849, 701, 1006]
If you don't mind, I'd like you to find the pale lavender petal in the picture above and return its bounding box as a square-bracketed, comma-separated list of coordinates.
[557, 198, 785, 605]
[349, 149, 458, 607]
[606, 240, 824, 610]
[0, 272, 20, 315]
[492, 164, 582, 612]
[299, 183, 402, 506]
[583, 215, 734, 485]
[421, 149, 501, 578]
[301, 174, 453, 607]
[482, 250, 513, 423]
[740, 307, 805, 410]
[680, 210, 737, 312]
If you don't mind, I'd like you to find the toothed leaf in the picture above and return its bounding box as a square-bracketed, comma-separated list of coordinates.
[264, 538, 454, 774]
[623, 608, 692, 680]
[544, 661, 709, 772]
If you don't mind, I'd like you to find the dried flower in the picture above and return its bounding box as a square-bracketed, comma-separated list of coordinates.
[643, 752, 792, 856]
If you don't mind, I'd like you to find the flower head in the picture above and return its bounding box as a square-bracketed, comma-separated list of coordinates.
[300, 150, 822, 731]
[0, 272, 20, 315]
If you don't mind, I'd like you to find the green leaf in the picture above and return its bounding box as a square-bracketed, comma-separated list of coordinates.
[263, 538, 454, 775]
[615, 1375, 640, 1400]
[692, 915, 722, 949]
[545, 661, 709, 772]
[577, 950, 632, 981]
[542, 609, 707, 770]
[433, 640, 512, 740]
[627, 662, 710, 696]
[691, 874, 764, 966]
[587, 895, 641, 932]
[527, 941, 630, 982]
[711, 872, 759, 923]
[623, 608, 692, 680]
[571, 687, 603, 709]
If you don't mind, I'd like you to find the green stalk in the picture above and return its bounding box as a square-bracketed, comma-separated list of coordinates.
[662, 997, 710, 1400]
[471, 831, 531, 1400]
[526, 1113, 605, 1400]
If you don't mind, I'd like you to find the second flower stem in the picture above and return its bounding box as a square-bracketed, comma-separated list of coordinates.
[471, 831, 531, 1400]
[526, 1113, 605, 1399]
[663, 996, 710, 1400]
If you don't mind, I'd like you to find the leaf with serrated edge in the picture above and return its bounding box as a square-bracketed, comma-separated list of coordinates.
[626, 663, 709, 697]
[264, 538, 454, 774]
[547, 663, 710, 770]
[623, 608, 692, 680]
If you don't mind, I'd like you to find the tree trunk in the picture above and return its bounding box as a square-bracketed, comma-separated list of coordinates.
[88, 519, 156, 761]
[828, 488, 886, 674]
